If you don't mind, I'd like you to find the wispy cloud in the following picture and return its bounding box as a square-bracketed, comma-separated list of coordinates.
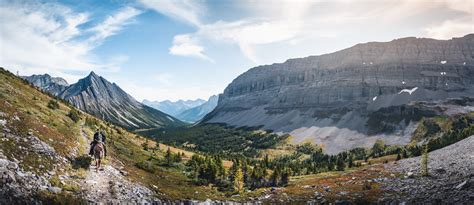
[0, 1, 141, 82]
[86, 7, 142, 46]
[137, 0, 204, 27]
[141, 0, 473, 64]
[169, 34, 215, 63]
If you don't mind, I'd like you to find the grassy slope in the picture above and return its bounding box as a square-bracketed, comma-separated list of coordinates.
[0, 68, 228, 201]
[3, 67, 470, 203]
[0, 67, 394, 203]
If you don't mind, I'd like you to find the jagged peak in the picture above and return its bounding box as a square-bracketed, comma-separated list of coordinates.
[86, 71, 100, 79]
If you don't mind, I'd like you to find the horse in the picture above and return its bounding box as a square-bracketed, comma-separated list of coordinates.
[93, 142, 105, 172]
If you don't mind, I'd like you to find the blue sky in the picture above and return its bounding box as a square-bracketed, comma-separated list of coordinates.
[1, 0, 472, 101]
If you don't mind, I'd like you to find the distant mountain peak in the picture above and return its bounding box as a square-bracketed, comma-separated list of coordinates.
[142, 98, 208, 117]
[25, 72, 184, 129]
[21, 73, 68, 95]
[87, 71, 99, 77]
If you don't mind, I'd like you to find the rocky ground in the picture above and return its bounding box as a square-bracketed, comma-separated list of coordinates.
[0, 130, 64, 204]
[0, 125, 161, 204]
[382, 135, 474, 203]
[80, 164, 157, 204]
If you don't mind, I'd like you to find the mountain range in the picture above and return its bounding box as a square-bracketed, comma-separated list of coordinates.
[143, 95, 218, 123]
[204, 34, 474, 154]
[23, 72, 183, 130]
[142, 99, 206, 117]
[176, 95, 218, 123]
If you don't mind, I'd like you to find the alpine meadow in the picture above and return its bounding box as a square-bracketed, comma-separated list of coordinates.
[1, 0, 473, 204]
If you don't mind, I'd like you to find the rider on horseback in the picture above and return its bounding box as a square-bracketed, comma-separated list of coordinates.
[89, 129, 107, 158]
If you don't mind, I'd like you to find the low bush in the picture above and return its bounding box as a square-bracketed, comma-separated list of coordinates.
[47, 100, 59, 110]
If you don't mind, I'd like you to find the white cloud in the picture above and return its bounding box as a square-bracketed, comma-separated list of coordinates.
[169, 34, 214, 63]
[0, 1, 141, 83]
[137, 0, 204, 26]
[197, 20, 309, 62]
[424, 0, 473, 39]
[425, 18, 473, 39]
[142, 0, 473, 64]
[137, 0, 215, 62]
[87, 7, 142, 46]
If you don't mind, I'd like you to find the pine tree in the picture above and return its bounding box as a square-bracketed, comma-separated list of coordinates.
[336, 158, 345, 171]
[348, 154, 354, 168]
[421, 144, 429, 176]
[270, 168, 280, 186]
[263, 154, 270, 168]
[281, 169, 290, 186]
[142, 139, 149, 151]
[165, 147, 172, 166]
[233, 167, 244, 193]
[402, 149, 408, 158]
[372, 139, 385, 157]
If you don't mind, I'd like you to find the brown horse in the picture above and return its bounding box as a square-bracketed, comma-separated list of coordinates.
[93, 142, 105, 172]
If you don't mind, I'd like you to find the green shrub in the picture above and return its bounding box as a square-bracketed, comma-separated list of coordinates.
[49, 176, 61, 187]
[135, 160, 158, 173]
[71, 155, 92, 170]
[67, 108, 81, 123]
[47, 100, 60, 110]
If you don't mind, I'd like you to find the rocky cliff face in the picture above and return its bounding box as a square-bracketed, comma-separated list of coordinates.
[57, 72, 183, 129]
[22, 74, 68, 96]
[205, 34, 474, 153]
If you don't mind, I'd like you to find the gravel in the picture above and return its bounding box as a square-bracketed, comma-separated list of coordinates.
[381, 135, 474, 203]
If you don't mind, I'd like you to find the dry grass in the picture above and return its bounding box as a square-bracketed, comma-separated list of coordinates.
[277, 164, 393, 203]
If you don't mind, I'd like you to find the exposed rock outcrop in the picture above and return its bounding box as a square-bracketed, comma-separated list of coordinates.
[22, 74, 68, 96]
[205, 34, 474, 153]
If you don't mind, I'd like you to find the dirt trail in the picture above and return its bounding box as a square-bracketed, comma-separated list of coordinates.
[78, 126, 157, 204]
[79, 126, 114, 203]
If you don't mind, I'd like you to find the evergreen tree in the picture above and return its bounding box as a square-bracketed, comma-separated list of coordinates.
[402, 149, 408, 158]
[336, 158, 345, 171]
[165, 147, 172, 166]
[142, 139, 149, 151]
[348, 154, 354, 168]
[281, 169, 290, 186]
[270, 168, 280, 186]
[263, 154, 270, 168]
[396, 152, 401, 161]
[372, 139, 385, 157]
[327, 158, 334, 171]
[421, 144, 429, 176]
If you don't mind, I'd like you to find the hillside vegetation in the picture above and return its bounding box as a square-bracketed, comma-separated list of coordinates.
[2, 67, 473, 204]
[0, 68, 230, 202]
